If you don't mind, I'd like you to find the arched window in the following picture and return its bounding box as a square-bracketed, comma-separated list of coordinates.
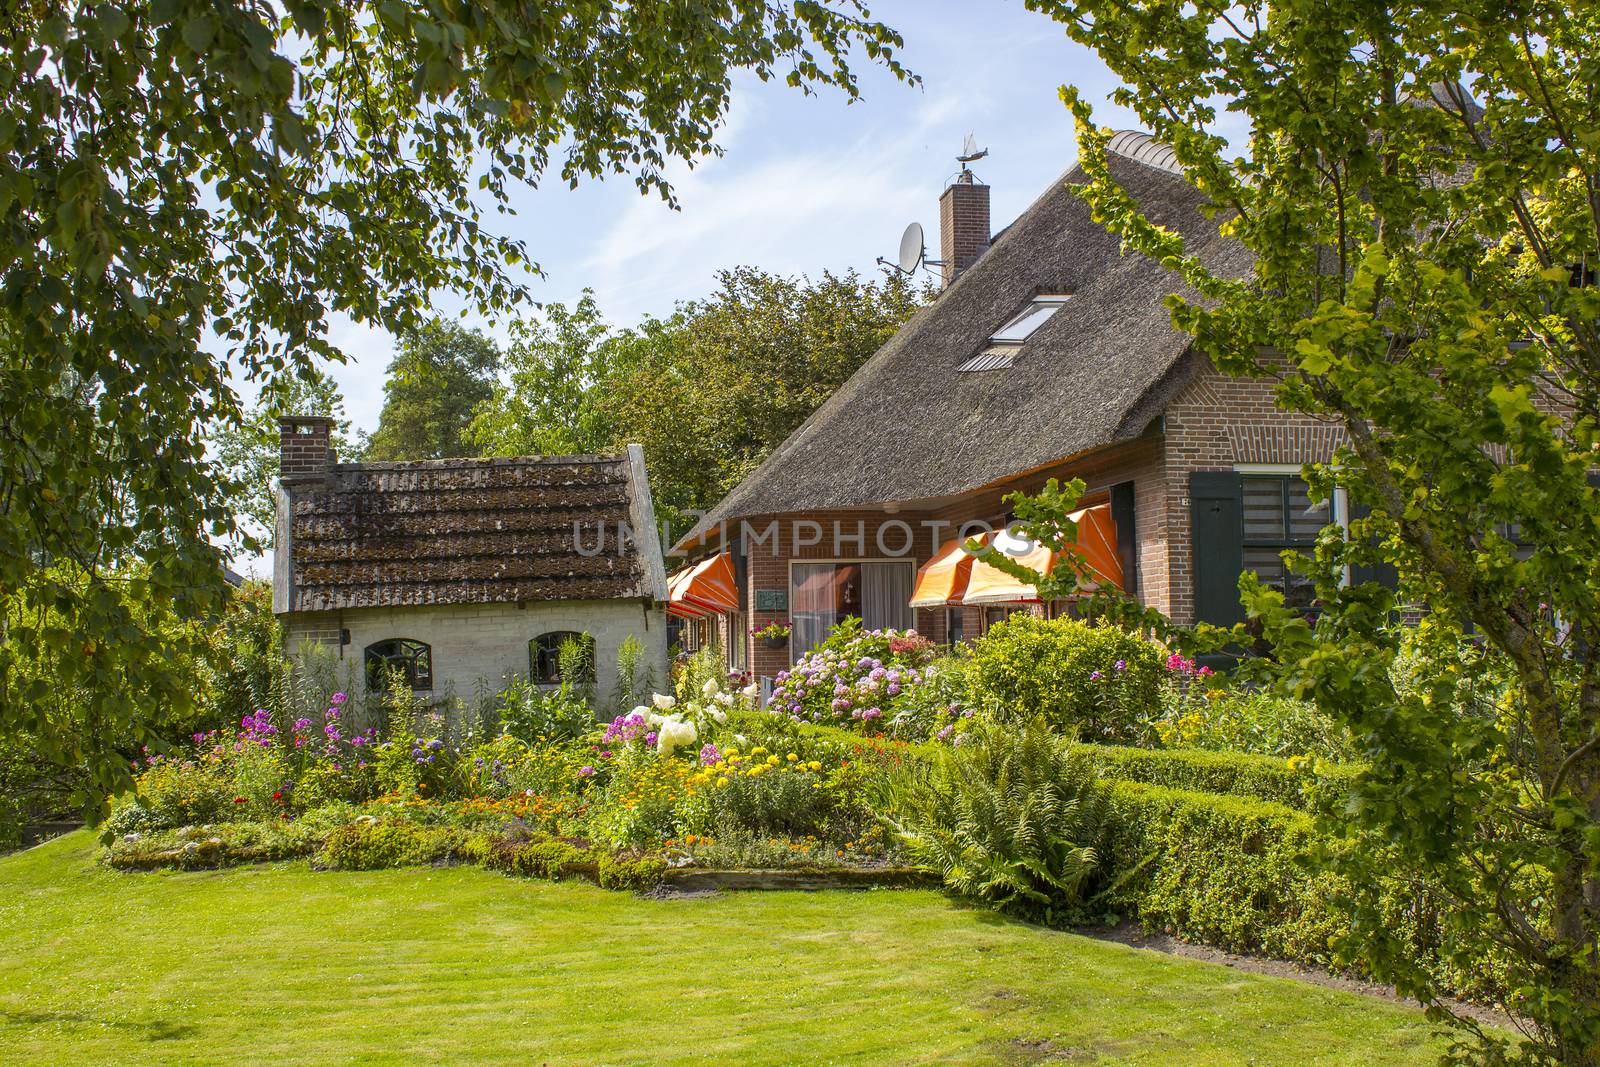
[530, 631, 595, 686]
[364, 639, 433, 692]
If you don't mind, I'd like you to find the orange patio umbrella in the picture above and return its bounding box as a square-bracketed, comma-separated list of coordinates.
[961, 505, 1123, 606]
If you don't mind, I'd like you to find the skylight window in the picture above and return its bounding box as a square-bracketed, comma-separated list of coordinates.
[989, 294, 1071, 344]
[959, 294, 1072, 372]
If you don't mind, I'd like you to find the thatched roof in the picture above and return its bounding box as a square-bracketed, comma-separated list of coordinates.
[277, 446, 667, 613]
[676, 133, 1249, 550]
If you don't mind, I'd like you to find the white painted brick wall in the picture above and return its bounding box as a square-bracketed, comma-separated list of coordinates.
[283, 599, 669, 708]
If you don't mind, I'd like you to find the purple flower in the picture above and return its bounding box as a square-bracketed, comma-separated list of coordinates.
[578, 765, 596, 777]
[1091, 670, 1104, 681]
[331, 692, 348, 705]
[699, 743, 721, 765]
[1114, 659, 1127, 671]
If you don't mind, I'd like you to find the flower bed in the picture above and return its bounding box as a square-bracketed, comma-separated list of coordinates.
[770, 621, 937, 733]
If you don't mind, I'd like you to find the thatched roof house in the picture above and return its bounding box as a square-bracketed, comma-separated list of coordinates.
[274, 417, 668, 705]
[672, 132, 1348, 683]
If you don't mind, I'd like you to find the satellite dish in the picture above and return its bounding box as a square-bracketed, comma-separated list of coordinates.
[897, 221, 924, 273]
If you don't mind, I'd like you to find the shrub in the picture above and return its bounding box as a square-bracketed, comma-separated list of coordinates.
[882, 717, 1112, 924]
[1079, 743, 1361, 811]
[682, 746, 836, 839]
[477, 835, 592, 879]
[597, 853, 667, 891]
[886, 651, 978, 743]
[969, 615, 1161, 743]
[1152, 685, 1354, 762]
[586, 752, 692, 850]
[497, 677, 595, 745]
[1104, 781, 1507, 1002]
[136, 758, 234, 826]
[1105, 781, 1341, 961]
[316, 817, 464, 870]
[769, 619, 937, 733]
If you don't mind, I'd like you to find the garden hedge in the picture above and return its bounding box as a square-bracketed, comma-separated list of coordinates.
[1080, 744, 1363, 811]
[1104, 780, 1508, 1002]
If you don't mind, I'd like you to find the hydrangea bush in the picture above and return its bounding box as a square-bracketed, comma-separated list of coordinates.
[769, 621, 938, 734]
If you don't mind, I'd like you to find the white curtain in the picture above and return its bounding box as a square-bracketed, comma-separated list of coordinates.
[863, 562, 913, 631]
[791, 563, 836, 658]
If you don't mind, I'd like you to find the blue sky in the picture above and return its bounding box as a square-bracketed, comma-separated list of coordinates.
[312, 0, 1169, 434]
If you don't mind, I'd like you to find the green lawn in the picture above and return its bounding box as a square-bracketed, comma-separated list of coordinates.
[0, 833, 1445, 1066]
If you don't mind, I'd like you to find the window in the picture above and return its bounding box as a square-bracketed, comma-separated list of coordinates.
[790, 561, 914, 659]
[364, 639, 433, 692]
[727, 611, 748, 672]
[982, 605, 1027, 633]
[944, 606, 966, 647]
[530, 631, 595, 686]
[958, 294, 1071, 372]
[1240, 475, 1322, 611]
[991, 295, 1071, 342]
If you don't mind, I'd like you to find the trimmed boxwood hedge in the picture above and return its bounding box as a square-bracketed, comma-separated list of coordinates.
[1104, 780, 1342, 962]
[793, 723, 1361, 813]
[1080, 743, 1363, 811]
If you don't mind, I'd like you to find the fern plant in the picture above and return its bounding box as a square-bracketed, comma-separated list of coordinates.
[882, 717, 1111, 924]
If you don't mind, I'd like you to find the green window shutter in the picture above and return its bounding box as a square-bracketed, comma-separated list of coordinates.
[1191, 471, 1244, 625]
[1347, 500, 1398, 589]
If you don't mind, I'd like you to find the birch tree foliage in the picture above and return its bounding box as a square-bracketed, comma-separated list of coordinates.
[0, 0, 911, 811]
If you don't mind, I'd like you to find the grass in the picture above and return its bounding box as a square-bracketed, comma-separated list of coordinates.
[0, 833, 1446, 1066]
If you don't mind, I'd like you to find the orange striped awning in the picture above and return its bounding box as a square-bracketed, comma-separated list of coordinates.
[909, 533, 993, 608]
[961, 505, 1124, 606]
[667, 552, 739, 618]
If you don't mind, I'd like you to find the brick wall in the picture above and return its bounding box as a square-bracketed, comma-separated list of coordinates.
[283, 598, 670, 708]
[1160, 362, 1348, 624]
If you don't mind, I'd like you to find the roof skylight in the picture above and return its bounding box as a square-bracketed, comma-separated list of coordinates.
[989, 294, 1071, 344]
[959, 294, 1072, 372]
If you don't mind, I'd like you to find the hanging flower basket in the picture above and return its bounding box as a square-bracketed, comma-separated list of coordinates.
[753, 622, 791, 650]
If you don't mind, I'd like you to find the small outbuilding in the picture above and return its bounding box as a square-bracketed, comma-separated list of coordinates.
[272, 416, 669, 707]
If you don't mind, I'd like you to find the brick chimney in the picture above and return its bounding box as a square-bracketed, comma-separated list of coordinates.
[278, 415, 336, 484]
[939, 170, 990, 287]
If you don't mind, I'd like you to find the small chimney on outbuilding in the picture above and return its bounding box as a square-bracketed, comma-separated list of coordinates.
[939, 170, 990, 288]
[278, 415, 336, 484]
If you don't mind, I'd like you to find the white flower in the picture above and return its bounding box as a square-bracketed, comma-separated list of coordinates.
[656, 715, 698, 756]
[710, 708, 728, 725]
[651, 693, 677, 711]
[740, 683, 759, 701]
[734, 734, 749, 747]
[701, 678, 720, 699]
[714, 692, 734, 707]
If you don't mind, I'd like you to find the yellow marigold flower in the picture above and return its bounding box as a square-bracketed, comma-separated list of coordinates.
[786, 753, 797, 762]
[716, 779, 730, 789]
[752, 746, 768, 756]
[808, 761, 821, 771]
[767, 755, 779, 765]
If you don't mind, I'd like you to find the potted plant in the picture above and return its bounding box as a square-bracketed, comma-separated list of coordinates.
[753, 621, 791, 650]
